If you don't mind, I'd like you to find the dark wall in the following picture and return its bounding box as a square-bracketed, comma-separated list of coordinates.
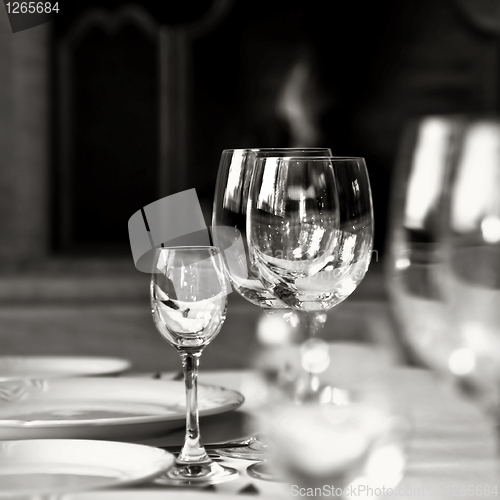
[52, 0, 499, 255]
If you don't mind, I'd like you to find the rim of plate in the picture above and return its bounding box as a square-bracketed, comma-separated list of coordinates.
[0, 381, 245, 428]
[0, 439, 175, 494]
[0, 356, 131, 379]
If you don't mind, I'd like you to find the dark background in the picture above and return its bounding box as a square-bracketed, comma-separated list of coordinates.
[46, 0, 500, 258]
[0, 0, 498, 369]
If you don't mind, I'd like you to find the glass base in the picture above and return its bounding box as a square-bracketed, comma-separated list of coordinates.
[214, 436, 269, 461]
[154, 461, 238, 486]
[246, 461, 283, 482]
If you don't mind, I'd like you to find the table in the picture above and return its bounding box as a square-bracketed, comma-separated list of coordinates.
[60, 365, 499, 500]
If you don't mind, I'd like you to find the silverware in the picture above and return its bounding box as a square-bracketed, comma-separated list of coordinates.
[152, 370, 184, 381]
[160, 440, 251, 453]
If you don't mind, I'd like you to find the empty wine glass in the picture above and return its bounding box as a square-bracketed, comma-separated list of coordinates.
[150, 246, 238, 485]
[212, 148, 332, 309]
[211, 147, 331, 460]
[247, 156, 374, 395]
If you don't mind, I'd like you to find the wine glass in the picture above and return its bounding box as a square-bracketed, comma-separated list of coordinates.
[247, 156, 374, 396]
[250, 342, 408, 493]
[212, 148, 332, 309]
[441, 119, 500, 424]
[385, 116, 466, 374]
[211, 147, 331, 459]
[150, 246, 238, 485]
[244, 156, 373, 478]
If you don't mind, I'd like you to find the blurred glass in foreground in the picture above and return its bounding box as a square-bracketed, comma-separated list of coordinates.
[246, 342, 408, 495]
[386, 115, 464, 373]
[387, 116, 500, 423]
[443, 119, 500, 418]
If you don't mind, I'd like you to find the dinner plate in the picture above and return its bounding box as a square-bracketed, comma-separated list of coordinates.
[0, 356, 131, 381]
[0, 377, 244, 440]
[63, 492, 266, 500]
[0, 439, 174, 497]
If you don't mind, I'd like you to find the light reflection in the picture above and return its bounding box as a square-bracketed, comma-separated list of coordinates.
[301, 339, 330, 374]
[404, 118, 452, 230]
[363, 442, 406, 488]
[276, 50, 323, 147]
[223, 150, 246, 212]
[448, 348, 476, 376]
[481, 215, 500, 243]
[395, 256, 410, 270]
[451, 121, 500, 233]
[256, 158, 281, 214]
[257, 312, 296, 346]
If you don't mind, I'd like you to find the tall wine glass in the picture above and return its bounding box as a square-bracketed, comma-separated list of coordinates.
[211, 148, 331, 460]
[247, 156, 374, 397]
[150, 246, 238, 485]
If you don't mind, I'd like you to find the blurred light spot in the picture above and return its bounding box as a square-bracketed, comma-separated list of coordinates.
[301, 338, 330, 374]
[320, 386, 351, 405]
[310, 375, 320, 392]
[481, 216, 500, 243]
[257, 313, 294, 345]
[346, 477, 372, 499]
[395, 257, 410, 270]
[463, 321, 491, 353]
[276, 51, 321, 147]
[364, 443, 406, 486]
[448, 348, 476, 376]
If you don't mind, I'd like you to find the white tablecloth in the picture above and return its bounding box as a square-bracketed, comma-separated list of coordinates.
[61, 366, 499, 499]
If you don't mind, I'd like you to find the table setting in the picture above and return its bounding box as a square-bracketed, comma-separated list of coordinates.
[0, 145, 499, 499]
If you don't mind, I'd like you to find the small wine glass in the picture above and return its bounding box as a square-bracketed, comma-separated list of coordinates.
[150, 246, 238, 485]
[247, 156, 373, 374]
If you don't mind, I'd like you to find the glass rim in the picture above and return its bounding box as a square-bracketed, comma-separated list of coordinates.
[221, 147, 332, 154]
[155, 245, 220, 252]
[259, 156, 366, 162]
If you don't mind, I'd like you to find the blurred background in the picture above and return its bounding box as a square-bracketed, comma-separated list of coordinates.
[0, 0, 498, 371]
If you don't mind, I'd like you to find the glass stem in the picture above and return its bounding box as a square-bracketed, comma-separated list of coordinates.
[177, 349, 210, 464]
[302, 311, 327, 341]
[297, 312, 328, 402]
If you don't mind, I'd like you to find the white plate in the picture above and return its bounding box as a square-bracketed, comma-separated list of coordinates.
[0, 377, 244, 440]
[63, 492, 254, 500]
[0, 439, 174, 497]
[0, 356, 131, 381]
